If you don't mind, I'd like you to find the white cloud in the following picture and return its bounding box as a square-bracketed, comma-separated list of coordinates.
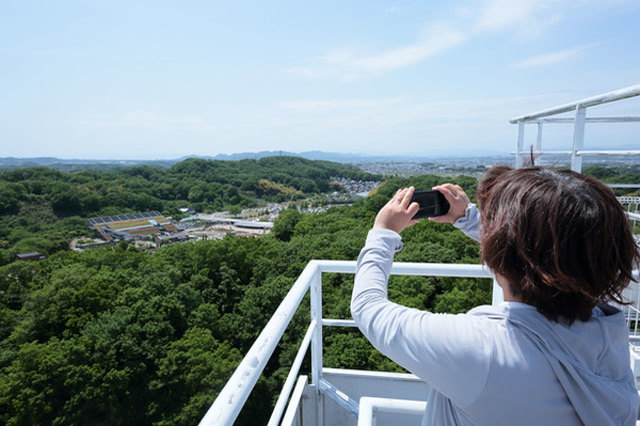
[476, 0, 541, 31]
[512, 43, 599, 68]
[475, 0, 562, 38]
[287, 25, 466, 82]
[353, 29, 466, 72]
[287, 1, 612, 82]
[287, 0, 569, 82]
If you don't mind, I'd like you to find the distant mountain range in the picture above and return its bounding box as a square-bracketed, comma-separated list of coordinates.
[203, 150, 510, 162]
[0, 151, 510, 169]
[1, 147, 638, 171]
[173, 150, 518, 163]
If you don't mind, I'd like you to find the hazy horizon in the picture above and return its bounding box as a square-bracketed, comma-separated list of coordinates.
[0, 149, 512, 162]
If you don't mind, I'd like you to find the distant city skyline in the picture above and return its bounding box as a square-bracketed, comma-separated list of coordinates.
[1, 0, 639, 159]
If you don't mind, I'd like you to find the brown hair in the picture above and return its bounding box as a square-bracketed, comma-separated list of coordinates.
[477, 166, 639, 323]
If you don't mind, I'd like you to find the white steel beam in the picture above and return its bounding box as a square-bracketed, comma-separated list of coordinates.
[319, 378, 359, 416]
[322, 319, 358, 327]
[536, 122, 543, 152]
[529, 117, 640, 124]
[578, 150, 640, 156]
[510, 84, 640, 123]
[516, 122, 525, 168]
[511, 150, 640, 157]
[267, 320, 317, 426]
[357, 397, 427, 426]
[310, 268, 324, 426]
[491, 278, 504, 306]
[316, 260, 493, 278]
[280, 376, 308, 426]
[511, 151, 573, 156]
[571, 107, 586, 172]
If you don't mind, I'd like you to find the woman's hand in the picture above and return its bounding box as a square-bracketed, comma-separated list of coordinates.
[429, 184, 470, 224]
[373, 187, 420, 234]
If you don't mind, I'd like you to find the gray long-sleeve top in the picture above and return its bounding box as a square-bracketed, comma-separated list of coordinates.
[351, 204, 638, 425]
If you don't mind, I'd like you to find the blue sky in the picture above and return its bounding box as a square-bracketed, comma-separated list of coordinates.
[1, 0, 639, 159]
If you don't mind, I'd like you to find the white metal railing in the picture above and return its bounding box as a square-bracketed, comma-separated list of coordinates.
[619, 197, 640, 236]
[200, 259, 640, 425]
[510, 84, 640, 172]
[622, 281, 640, 337]
[199, 260, 497, 426]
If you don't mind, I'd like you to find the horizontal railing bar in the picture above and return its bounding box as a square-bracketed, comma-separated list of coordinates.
[611, 184, 640, 188]
[358, 397, 427, 426]
[267, 320, 317, 426]
[509, 84, 640, 123]
[618, 197, 640, 203]
[524, 117, 640, 124]
[199, 262, 319, 426]
[511, 151, 573, 155]
[361, 396, 427, 415]
[323, 319, 358, 327]
[579, 150, 640, 156]
[314, 260, 493, 278]
[511, 150, 640, 156]
[319, 378, 360, 416]
[628, 212, 640, 221]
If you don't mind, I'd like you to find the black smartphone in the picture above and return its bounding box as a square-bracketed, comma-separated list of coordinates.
[411, 190, 450, 219]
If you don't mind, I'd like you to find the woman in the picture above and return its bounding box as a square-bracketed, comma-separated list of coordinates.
[351, 166, 639, 426]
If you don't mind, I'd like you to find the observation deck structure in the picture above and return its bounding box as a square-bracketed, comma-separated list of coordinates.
[201, 85, 640, 425]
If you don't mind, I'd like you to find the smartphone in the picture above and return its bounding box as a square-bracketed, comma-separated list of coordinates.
[411, 190, 450, 219]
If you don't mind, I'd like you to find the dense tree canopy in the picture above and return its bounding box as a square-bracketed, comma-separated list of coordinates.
[583, 165, 640, 196]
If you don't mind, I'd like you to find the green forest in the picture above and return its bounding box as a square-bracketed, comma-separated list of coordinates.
[0, 157, 378, 266]
[0, 160, 638, 425]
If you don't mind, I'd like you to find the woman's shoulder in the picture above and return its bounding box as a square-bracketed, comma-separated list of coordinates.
[466, 302, 536, 319]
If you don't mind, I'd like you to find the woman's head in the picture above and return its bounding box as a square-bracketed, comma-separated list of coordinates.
[477, 166, 639, 323]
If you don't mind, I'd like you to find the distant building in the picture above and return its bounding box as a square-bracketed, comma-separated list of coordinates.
[154, 232, 190, 246]
[88, 211, 179, 241]
[233, 220, 273, 230]
[16, 252, 44, 261]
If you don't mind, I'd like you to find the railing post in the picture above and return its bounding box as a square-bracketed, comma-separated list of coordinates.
[515, 121, 525, 168]
[571, 106, 586, 172]
[536, 122, 543, 152]
[491, 278, 504, 306]
[310, 266, 324, 425]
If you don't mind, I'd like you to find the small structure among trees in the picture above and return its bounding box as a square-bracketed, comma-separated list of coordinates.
[15, 251, 44, 261]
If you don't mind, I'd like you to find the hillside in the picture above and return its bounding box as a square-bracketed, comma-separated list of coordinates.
[0, 157, 380, 264]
